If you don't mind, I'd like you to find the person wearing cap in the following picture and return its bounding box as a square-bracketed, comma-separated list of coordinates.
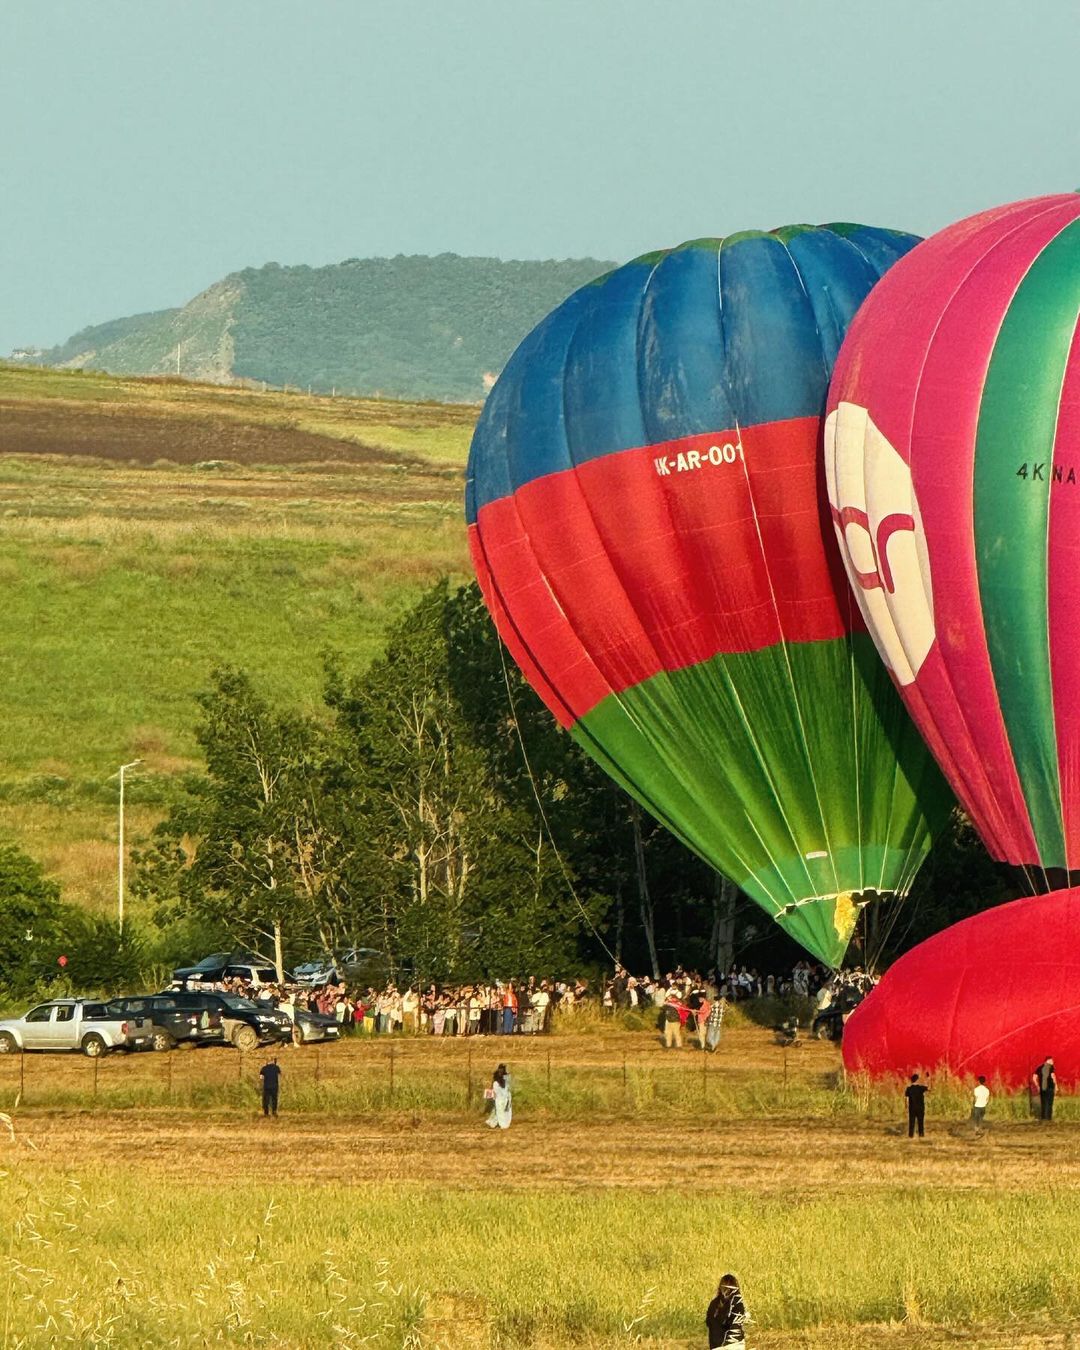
[660, 991, 685, 1050]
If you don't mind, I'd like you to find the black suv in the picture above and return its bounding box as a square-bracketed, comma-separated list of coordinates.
[168, 992, 292, 1052]
[107, 994, 224, 1052]
[172, 952, 280, 986]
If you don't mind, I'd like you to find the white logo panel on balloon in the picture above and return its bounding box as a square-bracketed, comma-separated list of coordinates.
[824, 402, 935, 686]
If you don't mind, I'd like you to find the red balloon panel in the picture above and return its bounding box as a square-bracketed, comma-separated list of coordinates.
[843, 887, 1080, 1088]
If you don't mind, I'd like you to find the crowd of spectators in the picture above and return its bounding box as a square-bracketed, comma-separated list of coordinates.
[174, 971, 592, 1037]
[600, 959, 852, 1010]
[174, 959, 875, 1041]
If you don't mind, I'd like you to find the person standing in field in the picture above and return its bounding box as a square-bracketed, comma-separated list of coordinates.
[1032, 1058, 1057, 1121]
[904, 1072, 929, 1138]
[485, 1063, 512, 1130]
[971, 1076, 990, 1126]
[706, 1273, 750, 1347]
[259, 1057, 282, 1118]
[705, 996, 727, 1053]
[660, 992, 684, 1050]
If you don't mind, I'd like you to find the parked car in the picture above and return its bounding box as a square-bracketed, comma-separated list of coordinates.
[811, 986, 867, 1042]
[289, 1007, 341, 1045]
[173, 955, 285, 988]
[171, 952, 235, 985]
[0, 999, 153, 1057]
[166, 991, 291, 1051]
[293, 948, 385, 987]
[106, 994, 225, 1052]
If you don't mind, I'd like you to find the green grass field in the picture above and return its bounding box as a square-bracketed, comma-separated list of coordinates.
[0, 365, 476, 910]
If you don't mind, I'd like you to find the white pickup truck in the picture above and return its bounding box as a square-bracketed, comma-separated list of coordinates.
[0, 999, 153, 1056]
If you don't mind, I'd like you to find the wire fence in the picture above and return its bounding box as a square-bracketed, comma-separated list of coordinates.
[0, 1036, 1068, 1123]
[0, 1035, 820, 1117]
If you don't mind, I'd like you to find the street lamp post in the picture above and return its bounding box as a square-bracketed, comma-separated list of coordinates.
[117, 760, 142, 934]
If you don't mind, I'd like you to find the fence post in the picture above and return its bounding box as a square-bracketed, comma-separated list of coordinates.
[238, 1051, 244, 1085]
[466, 1045, 473, 1105]
[622, 1055, 628, 1107]
[315, 1047, 322, 1086]
[388, 1045, 395, 1102]
[702, 1045, 708, 1104]
[92, 1055, 99, 1102]
[546, 1048, 552, 1100]
[166, 1049, 173, 1100]
[783, 1048, 789, 1106]
[19, 1052, 25, 1104]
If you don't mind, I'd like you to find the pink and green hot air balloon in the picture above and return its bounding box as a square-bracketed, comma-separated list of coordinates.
[467, 223, 951, 967]
[826, 192, 1080, 885]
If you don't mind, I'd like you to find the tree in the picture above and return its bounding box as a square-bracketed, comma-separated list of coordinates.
[135, 669, 365, 975]
[0, 843, 65, 993]
[325, 581, 601, 979]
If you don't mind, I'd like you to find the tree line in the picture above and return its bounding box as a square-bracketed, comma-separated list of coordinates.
[0, 581, 1014, 997]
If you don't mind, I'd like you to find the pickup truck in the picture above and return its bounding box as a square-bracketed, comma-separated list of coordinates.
[0, 999, 153, 1056]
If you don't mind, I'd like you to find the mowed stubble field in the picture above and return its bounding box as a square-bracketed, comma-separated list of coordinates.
[0, 364, 476, 913]
[3, 1024, 1080, 1348]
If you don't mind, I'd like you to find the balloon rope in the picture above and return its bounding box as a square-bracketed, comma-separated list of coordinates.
[496, 634, 618, 964]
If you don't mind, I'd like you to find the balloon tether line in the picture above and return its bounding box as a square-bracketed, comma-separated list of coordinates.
[496, 634, 618, 965]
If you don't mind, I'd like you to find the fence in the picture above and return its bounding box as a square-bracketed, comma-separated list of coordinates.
[0, 1035, 827, 1118]
[0, 1036, 1066, 1122]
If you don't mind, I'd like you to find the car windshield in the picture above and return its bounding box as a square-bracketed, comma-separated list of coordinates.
[221, 996, 260, 1011]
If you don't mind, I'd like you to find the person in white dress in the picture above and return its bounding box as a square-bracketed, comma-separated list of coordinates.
[486, 1063, 512, 1129]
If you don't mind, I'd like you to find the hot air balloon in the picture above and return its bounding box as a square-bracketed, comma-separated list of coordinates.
[826, 192, 1080, 884]
[466, 224, 951, 967]
[826, 193, 1080, 1078]
[842, 887, 1080, 1088]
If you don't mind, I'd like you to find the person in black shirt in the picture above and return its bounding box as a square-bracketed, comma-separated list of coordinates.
[260, 1058, 282, 1118]
[1031, 1057, 1056, 1121]
[706, 1273, 749, 1347]
[904, 1072, 929, 1138]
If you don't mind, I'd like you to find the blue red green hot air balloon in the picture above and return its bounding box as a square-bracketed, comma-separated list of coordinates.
[467, 223, 951, 967]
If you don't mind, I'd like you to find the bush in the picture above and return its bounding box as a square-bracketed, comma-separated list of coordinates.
[62, 915, 148, 994]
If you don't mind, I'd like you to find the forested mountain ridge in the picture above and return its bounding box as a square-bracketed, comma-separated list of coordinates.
[24, 254, 616, 401]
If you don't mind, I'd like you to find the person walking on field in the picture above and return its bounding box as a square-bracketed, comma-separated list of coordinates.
[706, 1273, 750, 1347]
[904, 1072, 929, 1138]
[485, 1063, 512, 1129]
[1032, 1057, 1057, 1121]
[971, 1075, 990, 1126]
[259, 1057, 282, 1118]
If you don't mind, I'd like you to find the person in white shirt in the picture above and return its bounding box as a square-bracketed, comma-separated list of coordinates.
[530, 984, 551, 1033]
[971, 1076, 991, 1125]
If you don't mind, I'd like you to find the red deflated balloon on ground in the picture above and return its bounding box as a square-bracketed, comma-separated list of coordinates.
[842, 888, 1080, 1088]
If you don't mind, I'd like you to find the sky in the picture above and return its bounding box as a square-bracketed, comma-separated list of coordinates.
[4, 0, 1080, 353]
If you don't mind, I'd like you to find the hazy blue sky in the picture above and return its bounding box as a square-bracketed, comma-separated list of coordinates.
[4, 0, 1080, 352]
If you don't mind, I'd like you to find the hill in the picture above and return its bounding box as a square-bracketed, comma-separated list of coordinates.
[0, 363, 477, 912]
[21, 254, 616, 401]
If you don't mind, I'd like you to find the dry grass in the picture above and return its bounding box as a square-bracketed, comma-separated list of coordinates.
[0, 365, 479, 912]
[1, 1029, 1079, 1346]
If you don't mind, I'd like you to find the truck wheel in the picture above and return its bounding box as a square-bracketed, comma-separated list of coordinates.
[0, 1032, 18, 1054]
[232, 1025, 258, 1053]
[82, 1034, 107, 1058]
[150, 1031, 175, 1053]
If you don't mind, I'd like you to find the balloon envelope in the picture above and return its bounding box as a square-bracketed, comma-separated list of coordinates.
[826, 193, 1080, 880]
[467, 224, 950, 965]
[843, 888, 1080, 1088]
